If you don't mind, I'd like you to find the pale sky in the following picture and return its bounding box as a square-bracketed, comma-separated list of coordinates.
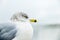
[0, 0, 60, 24]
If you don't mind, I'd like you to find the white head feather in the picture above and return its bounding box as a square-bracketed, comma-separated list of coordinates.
[10, 12, 29, 22]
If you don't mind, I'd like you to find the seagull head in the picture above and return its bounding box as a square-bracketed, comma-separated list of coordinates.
[10, 12, 37, 23]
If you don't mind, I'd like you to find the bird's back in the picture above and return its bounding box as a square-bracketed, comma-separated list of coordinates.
[0, 22, 17, 40]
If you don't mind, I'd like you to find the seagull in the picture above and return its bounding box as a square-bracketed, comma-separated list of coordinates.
[0, 12, 37, 40]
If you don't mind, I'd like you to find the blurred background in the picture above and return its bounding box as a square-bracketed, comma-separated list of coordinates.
[0, 0, 60, 40]
[0, 0, 60, 24]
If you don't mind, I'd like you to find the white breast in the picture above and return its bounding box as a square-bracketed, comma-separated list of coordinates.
[13, 22, 33, 40]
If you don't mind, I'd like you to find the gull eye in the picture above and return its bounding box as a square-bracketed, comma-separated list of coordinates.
[24, 16, 28, 19]
[22, 14, 29, 19]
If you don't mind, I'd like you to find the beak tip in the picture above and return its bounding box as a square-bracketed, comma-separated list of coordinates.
[34, 20, 37, 22]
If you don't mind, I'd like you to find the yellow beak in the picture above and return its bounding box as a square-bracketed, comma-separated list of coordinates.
[29, 19, 37, 23]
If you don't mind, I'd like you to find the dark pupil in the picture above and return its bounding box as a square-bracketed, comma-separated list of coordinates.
[22, 14, 28, 19]
[24, 16, 28, 19]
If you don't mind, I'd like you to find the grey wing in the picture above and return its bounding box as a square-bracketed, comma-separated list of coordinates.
[0, 23, 17, 40]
